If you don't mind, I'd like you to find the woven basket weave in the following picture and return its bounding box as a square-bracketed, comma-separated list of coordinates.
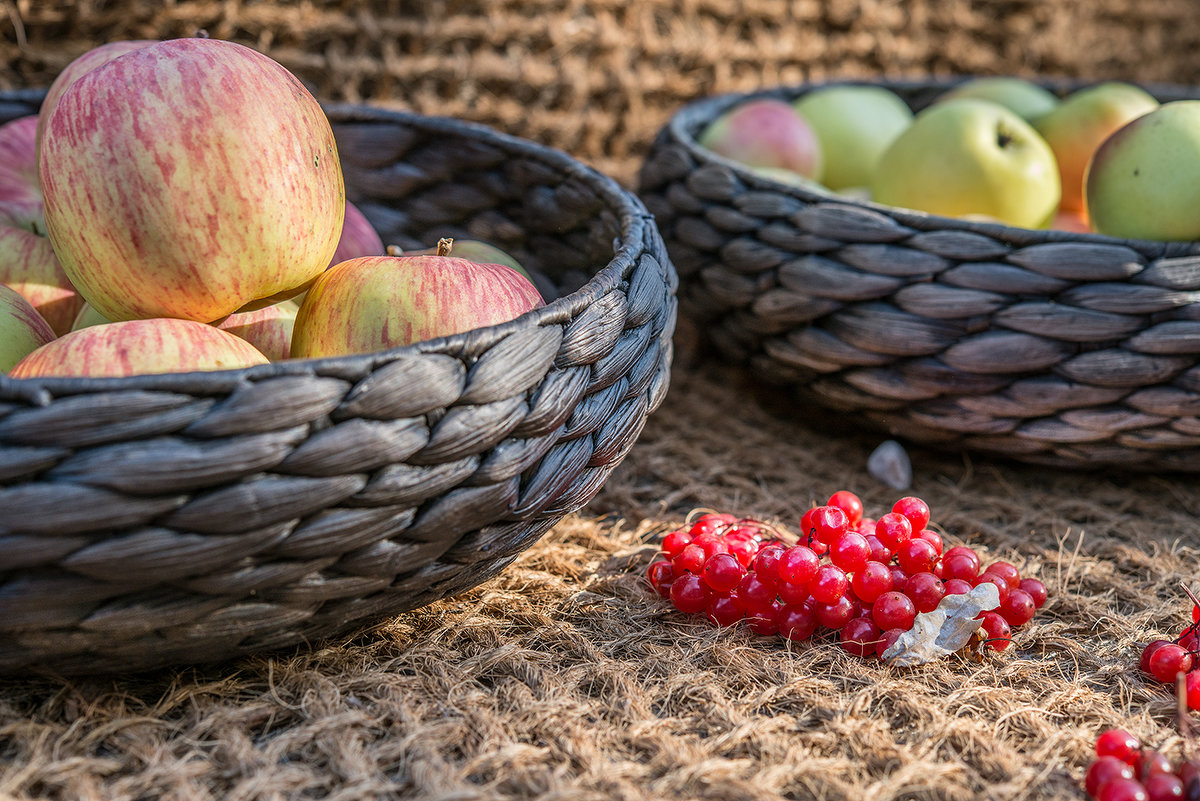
[0, 89, 677, 676]
[639, 78, 1200, 471]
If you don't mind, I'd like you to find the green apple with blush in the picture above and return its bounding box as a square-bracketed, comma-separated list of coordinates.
[697, 97, 823, 181]
[792, 84, 913, 190]
[870, 98, 1060, 229]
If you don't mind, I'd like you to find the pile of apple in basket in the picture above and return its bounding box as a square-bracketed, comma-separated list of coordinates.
[706, 76, 1195, 240]
[1, 36, 542, 378]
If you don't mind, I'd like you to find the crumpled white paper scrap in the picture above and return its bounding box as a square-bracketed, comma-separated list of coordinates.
[881, 582, 1002, 666]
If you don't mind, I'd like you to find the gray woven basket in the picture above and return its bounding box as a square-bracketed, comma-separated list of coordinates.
[639, 77, 1200, 471]
[0, 89, 677, 675]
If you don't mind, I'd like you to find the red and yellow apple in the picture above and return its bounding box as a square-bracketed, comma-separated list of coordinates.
[9, 317, 269, 378]
[938, 77, 1060, 123]
[697, 98, 823, 181]
[793, 85, 913, 190]
[870, 98, 1060, 229]
[291, 252, 545, 358]
[38, 37, 345, 324]
[1034, 81, 1159, 213]
[0, 284, 56, 373]
[1086, 100, 1200, 241]
[216, 299, 300, 361]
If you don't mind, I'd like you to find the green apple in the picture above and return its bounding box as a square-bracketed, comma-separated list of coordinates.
[793, 85, 913, 190]
[698, 97, 822, 181]
[1034, 81, 1159, 212]
[0, 284, 56, 372]
[1086, 101, 1200, 241]
[938, 77, 1060, 123]
[871, 98, 1060, 228]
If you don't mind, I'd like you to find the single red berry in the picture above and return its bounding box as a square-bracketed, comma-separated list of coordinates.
[726, 534, 760, 569]
[734, 572, 776, 610]
[1137, 750, 1173, 781]
[1000, 588, 1037, 627]
[1088, 756, 1138, 796]
[689, 512, 736, 538]
[800, 506, 819, 541]
[1018, 577, 1048, 609]
[673, 543, 707, 575]
[777, 577, 811, 605]
[725, 521, 762, 541]
[851, 561, 894, 604]
[978, 611, 1011, 651]
[669, 573, 711, 614]
[864, 533, 892, 564]
[914, 528, 943, 555]
[778, 603, 818, 642]
[1096, 777, 1149, 801]
[777, 544, 820, 587]
[941, 553, 980, 582]
[872, 591, 917, 631]
[891, 496, 931, 533]
[1187, 672, 1200, 711]
[1141, 641, 1174, 677]
[752, 543, 785, 586]
[812, 505, 850, 545]
[943, 578, 973, 596]
[903, 572, 946, 614]
[985, 561, 1022, 590]
[661, 529, 692, 558]
[745, 599, 783, 636]
[874, 512, 913, 551]
[646, 559, 675, 597]
[810, 564, 850, 605]
[1144, 772, 1184, 801]
[1149, 643, 1194, 683]
[697, 535, 731, 560]
[888, 564, 910, 591]
[705, 595, 744, 627]
[875, 627, 905, 660]
[830, 531, 870, 573]
[897, 538, 939, 576]
[974, 572, 1011, 606]
[815, 595, 855, 630]
[840, 616, 882, 657]
[827, 490, 864, 525]
[701, 552, 745, 593]
[857, 517, 877, 535]
[1178, 629, 1200, 653]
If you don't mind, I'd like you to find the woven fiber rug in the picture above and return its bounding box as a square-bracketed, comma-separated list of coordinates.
[4, 2, 1200, 799]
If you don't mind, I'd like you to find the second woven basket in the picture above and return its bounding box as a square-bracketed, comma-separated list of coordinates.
[639, 78, 1200, 471]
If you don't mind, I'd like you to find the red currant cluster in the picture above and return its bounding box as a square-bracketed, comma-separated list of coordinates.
[1085, 729, 1199, 801]
[1141, 598, 1200, 710]
[645, 490, 1048, 660]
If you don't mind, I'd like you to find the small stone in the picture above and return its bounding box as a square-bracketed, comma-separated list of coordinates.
[868, 439, 912, 490]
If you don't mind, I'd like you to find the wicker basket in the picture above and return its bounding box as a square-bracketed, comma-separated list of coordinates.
[638, 77, 1200, 472]
[0, 89, 677, 676]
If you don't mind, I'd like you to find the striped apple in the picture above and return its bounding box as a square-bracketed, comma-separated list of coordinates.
[38, 37, 344, 324]
[291, 253, 545, 358]
[9, 318, 269, 378]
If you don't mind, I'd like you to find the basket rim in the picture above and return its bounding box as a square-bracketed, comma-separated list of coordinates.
[0, 96, 653, 401]
[660, 75, 1200, 259]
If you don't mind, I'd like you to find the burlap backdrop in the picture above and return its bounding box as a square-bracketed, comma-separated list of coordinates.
[5, 3, 1200, 800]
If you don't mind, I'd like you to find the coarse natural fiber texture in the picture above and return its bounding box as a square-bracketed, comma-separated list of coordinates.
[0, 90, 677, 676]
[638, 78, 1200, 473]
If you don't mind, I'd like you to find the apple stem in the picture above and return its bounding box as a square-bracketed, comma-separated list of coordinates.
[437, 238, 454, 257]
[385, 244, 404, 257]
[194, 29, 210, 39]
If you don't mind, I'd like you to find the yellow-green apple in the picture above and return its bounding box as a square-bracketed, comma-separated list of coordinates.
[0, 116, 84, 335]
[406, 238, 531, 280]
[34, 39, 156, 160]
[9, 317, 269, 378]
[291, 252, 545, 358]
[216, 299, 300, 361]
[697, 98, 823, 181]
[329, 200, 384, 267]
[69, 302, 110, 331]
[793, 85, 913, 190]
[38, 37, 345, 323]
[938, 77, 1060, 123]
[871, 98, 1060, 228]
[1034, 81, 1159, 212]
[0, 284, 56, 372]
[1086, 101, 1200, 241]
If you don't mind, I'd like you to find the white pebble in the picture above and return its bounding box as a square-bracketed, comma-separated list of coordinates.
[868, 439, 912, 490]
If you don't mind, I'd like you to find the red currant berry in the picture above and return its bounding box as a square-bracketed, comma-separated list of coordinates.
[746, 599, 783, 636]
[689, 512, 736, 538]
[1177, 762, 1200, 795]
[800, 506, 819, 540]
[943, 578, 973, 596]
[891, 496, 931, 533]
[840, 616, 882, 657]
[734, 572, 776, 610]
[974, 572, 1011, 606]
[752, 543, 785, 586]
[1137, 750, 1173, 781]
[875, 628, 905, 660]
[778, 603, 818, 641]
[697, 535, 731, 560]
[669, 573, 711, 614]
[1000, 588, 1037, 627]
[701, 552, 745, 593]
[914, 528, 943, 555]
[978, 611, 1012, 651]
[810, 564, 850, 605]
[815, 595, 856, 630]
[830, 531, 870, 573]
[812, 505, 850, 545]
[1144, 772, 1184, 801]
[705, 595, 744, 627]
[1187, 672, 1200, 711]
[827, 490, 864, 526]
[1148, 643, 1194, 683]
[646, 559, 675, 597]
[874, 512, 913, 551]
[864, 534, 892, 564]
[1097, 777, 1149, 801]
[673, 543, 707, 575]
[904, 572, 946, 614]
[661, 529, 692, 558]
[778, 544, 820, 587]
[897, 538, 939, 575]
[941, 553, 980, 582]
[1141, 641, 1173, 677]
[888, 564, 910, 591]
[726, 534, 760, 569]
[1086, 756, 1137, 796]
[851, 561, 894, 604]
[777, 577, 811, 605]
[985, 561, 1022, 590]
[1018, 577, 1048, 609]
[872, 591, 917, 631]
[1178, 629, 1200, 653]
